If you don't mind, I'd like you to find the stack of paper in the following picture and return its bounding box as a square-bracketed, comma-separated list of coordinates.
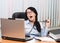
[49, 29, 60, 40]
[34, 37, 55, 42]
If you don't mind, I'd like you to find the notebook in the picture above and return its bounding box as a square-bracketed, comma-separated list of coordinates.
[1, 18, 32, 42]
[49, 29, 60, 42]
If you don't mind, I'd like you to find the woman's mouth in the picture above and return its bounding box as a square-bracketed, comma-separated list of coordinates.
[30, 16, 33, 18]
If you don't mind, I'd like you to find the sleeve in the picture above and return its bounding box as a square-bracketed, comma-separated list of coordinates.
[40, 22, 49, 37]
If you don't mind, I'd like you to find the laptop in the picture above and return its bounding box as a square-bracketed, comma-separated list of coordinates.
[49, 29, 60, 42]
[1, 18, 32, 42]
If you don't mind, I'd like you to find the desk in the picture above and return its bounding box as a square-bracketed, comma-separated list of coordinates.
[1, 39, 60, 43]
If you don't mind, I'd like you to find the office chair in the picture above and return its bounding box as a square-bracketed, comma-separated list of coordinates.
[12, 12, 28, 20]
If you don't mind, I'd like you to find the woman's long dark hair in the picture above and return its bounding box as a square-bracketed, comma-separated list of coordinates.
[25, 7, 41, 32]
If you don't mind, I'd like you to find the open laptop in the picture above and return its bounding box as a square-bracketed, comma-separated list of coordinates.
[1, 18, 32, 42]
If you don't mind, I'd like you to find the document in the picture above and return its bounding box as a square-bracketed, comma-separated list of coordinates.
[34, 37, 55, 42]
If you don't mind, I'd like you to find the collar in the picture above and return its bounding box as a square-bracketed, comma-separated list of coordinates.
[26, 20, 30, 24]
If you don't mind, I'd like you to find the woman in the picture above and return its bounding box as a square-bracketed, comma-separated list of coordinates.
[25, 7, 50, 37]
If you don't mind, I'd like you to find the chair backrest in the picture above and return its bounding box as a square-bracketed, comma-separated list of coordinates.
[12, 12, 28, 20]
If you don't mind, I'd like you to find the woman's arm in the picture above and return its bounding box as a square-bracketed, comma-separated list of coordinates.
[40, 19, 50, 37]
[40, 22, 49, 37]
[41, 27, 48, 37]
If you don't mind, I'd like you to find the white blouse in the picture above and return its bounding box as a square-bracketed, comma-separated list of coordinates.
[24, 20, 48, 37]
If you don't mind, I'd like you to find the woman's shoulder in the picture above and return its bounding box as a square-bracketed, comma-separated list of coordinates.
[24, 20, 29, 22]
[24, 20, 29, 24]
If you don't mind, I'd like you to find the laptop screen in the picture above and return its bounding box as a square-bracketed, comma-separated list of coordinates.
[1, 18, 25, 39]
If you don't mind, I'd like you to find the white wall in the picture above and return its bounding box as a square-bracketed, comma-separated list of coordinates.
[58, 0, 60, 26]
[0, 0, 48, 21]
[0, 0, 24, 18]
[40, 0, 48, 21]
[0, 0, 60, 27]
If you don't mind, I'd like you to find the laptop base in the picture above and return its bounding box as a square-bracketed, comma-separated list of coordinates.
[2, 36, 33, 42]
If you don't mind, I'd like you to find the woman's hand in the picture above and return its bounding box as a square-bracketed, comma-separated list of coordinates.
[45, 19, 51, 28]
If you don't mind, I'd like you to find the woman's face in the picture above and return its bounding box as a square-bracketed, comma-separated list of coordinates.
[26, 9, 36, 22]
